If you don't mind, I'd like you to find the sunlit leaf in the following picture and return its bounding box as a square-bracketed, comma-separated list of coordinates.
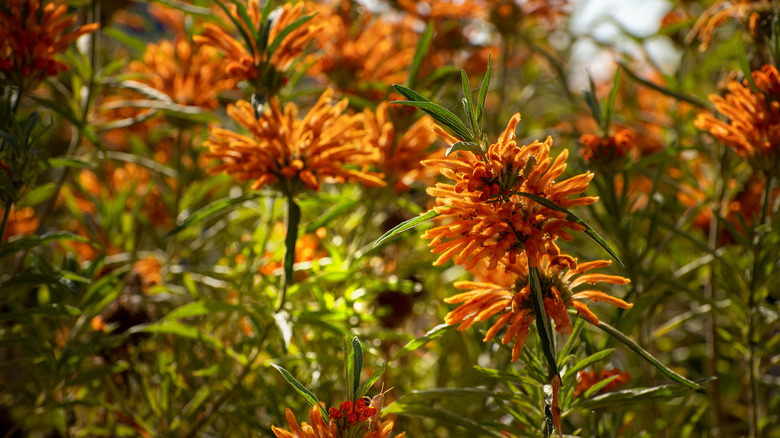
[391, 324, 453, 361]
[374, 209, 440, 248]
[270, 363, 330, 420]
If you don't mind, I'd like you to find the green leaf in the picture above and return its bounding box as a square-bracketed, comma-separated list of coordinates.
[736, 39, 760, 93]
[581, 374, 621, 399]
[563, 349, 615, 380]
[213, 0, 256, 56]
[131, 322, 247, 365]
[344, 335, 356, 402]
[165, 191, 264, 238]
[43, 158, 95, 170]
[574, 385, 694, 410]
[516, 192, 623, 267]
[356, 362, 385, 400]
[617, 61, 709, 109]
[407, 21, 435, 89]
[270, 363, 330, 421]
[603, 68, 621, 130]
[0, 231, 92, 259]
[391, 84, 474, 141]
[476, 54, 492, 129]
[267, 13, 317, 56]
[0, 304, 81, 321]
[351, 336, 363, 401]
[304, 199, 360, 233]
[163, 301, 247, 321]
[461, 70, 476, 132]
[383, 403, 503, 438]
[588, 319, 706, 392]
[391, 323, 453, 361]
[446, 141, 481, 156]
[391, 101, 474, 142]
[528, 266, 558, 378]
[374, 209, 440, 248]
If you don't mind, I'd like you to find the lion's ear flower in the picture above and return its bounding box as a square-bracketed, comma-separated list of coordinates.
[421, 113, 598, 270]
[272, 403, 405, 438]
[445, 250, 631, 362]
[694, 64, 780, 176]
[204, 88, 385, 194]
[0, 0, 98, 86]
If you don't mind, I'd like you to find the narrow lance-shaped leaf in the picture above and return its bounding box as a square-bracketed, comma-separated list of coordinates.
[529, 266, 559, 379]
[603, 68, 621, 130]
[461, 70, 477, 134]
[407, 21, 434, 89]
[584, 317, 706, 392]
[516, 191, 623, 267]
[446, 141, 481, 157]
[617, 61, 709, 109]
[373, 209, 440, 248]
[165, 191, 264, 238]
[391, 324, 454, 361]
[344, 335, 356, 402]
[392, 84, 474, 142]
[391, 101, 474, 142]
[476, 54, 492, 129]
[574, 385, 694, 411]
[351, 337, 363, 401]
[356, 362, 386, 400]
[271, 364, 330, 420]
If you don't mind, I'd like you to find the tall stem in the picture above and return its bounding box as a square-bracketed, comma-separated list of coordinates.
[275, 193, 300, 312]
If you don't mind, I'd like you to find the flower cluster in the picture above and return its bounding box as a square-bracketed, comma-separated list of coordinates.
[363, 102, 440, 192]
[0, 0, 98, 86]
[694, 64, 780, 175]
[573, 368, 631, 397]
[129, 36, 235, 110]
[578, 129, 634, 164]
[445, 246, 631, 362]
[272, 402, 404, 438]
[421, 113, 598, 269]
[328, 399, 376, 431]
[194, 0, 322, 91]
[310, 6, 416, 96]
[204, 88, 385, 193]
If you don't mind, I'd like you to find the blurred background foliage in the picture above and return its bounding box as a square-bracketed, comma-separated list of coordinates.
[1, 0, 779, 437]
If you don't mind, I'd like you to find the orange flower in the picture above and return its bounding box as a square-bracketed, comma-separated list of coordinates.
[2, 206, 39, 239]
[272, 403, 404, 438]
[397, 0, 486, 21]
[205, 88, 385, 193]
[129, 36, 235, 110]
[421, 113, 598, 269]
[578, 129, 634, 164]
[687, 0, 772, 51]
[363, 103, 440, 192]
[193, 1, 322, 90]
[132, 256, 163, 291]
[694, 64, 780, 175]
[260, 223, 328, 276]
[445, 248, 632, 362]
[309, 6, 415, 95]
[0, 0, 98, 86]
[573, 368, 631, 398]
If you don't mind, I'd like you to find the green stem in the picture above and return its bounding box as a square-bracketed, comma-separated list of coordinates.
[275, 194, 300, 312]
